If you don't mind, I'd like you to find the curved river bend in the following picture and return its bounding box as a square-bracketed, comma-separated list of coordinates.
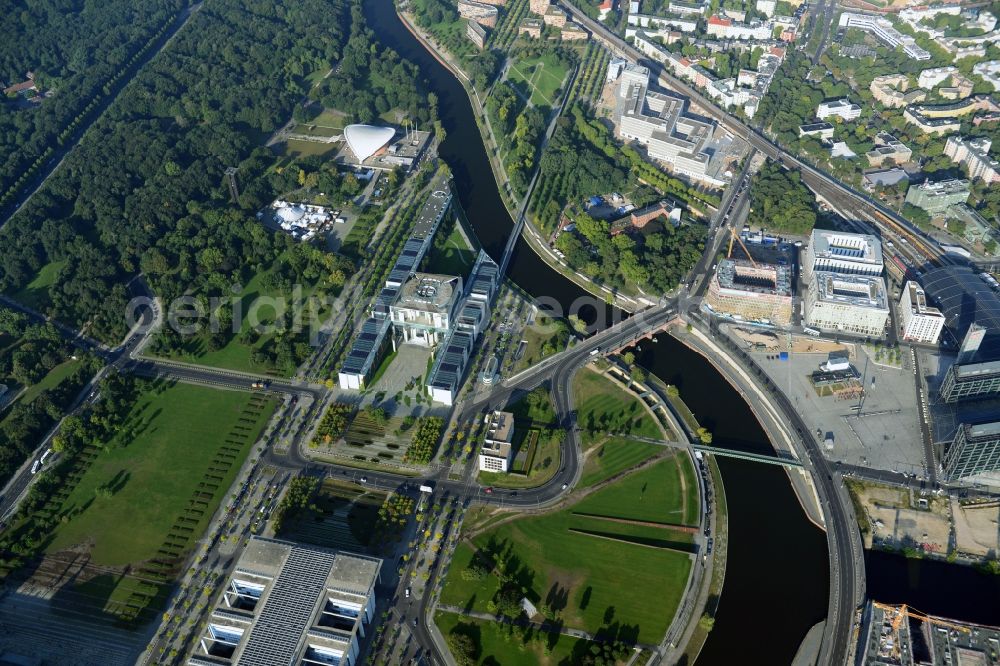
[364, 1, 1000, 661]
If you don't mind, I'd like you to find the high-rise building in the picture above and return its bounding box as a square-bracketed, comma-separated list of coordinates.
[898, 281, 944, 344]
[188, 537, 381, 666]
[944, 136, 1000, 185]
[940, 359, 1000, 403]
[943, 421, 1000, 482]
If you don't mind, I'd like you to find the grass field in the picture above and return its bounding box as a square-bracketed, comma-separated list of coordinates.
[573, 367, 662, 446]
[46, 382, 275, 566]
[506, 52, 569, 108]
[424, 223, 476, 276]
[573, 457, 698, 526]
[578, 437, 662, 488]
[280, 138, 340, 159]
[435, 612, 597, 665]
[0, 358, 83, 431]
[441, 457, 698, 644]
[10, 259, 65, 310]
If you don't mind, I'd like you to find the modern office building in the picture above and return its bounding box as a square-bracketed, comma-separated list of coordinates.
[837, 12, 931, 60]
[865, 132, 912, 167]
[479, 410, 515, 472]
[389, 274, 463, 347]
[188, 537, 381, 666]
[817, 98, 862, 121]
[425, 251, 500, 405]
[904, 179, 971, 215]
[945, 136, 1000, 185]
[804, 230, 883, 278]
[803, 272, 890, 337]
[941, 359, 1000, 403]
[615, 63, 729, 185]
[943, 421, 1000, 482]
[339, 181, 452, 391]
[704, 259, 794, 327]
[898, 281, 945, 344]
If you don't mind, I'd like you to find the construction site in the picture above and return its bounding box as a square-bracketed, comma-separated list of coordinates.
[857, 600, 1000, 665]
[703, 227, 797, 327]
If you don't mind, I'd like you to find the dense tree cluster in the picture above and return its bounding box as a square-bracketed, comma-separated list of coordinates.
[748, 161, 817, 236]
[311, 403, 354, 447]
[0, 0, 353, 342]
[488, 82, 547, 197]
[0, 0, 182, 198]
[272, 476, 319, 533]
[312, 16, 433, 127]
[404, 416, 444, 464]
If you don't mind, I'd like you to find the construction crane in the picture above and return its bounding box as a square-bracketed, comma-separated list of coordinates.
[872, 602, 971, 662]
[726, 227, 759, 268]
[875, 602, 971, 639]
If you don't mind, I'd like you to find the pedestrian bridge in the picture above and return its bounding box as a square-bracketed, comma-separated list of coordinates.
[624, 435, 803, 468]
[692, 444, 803, 468]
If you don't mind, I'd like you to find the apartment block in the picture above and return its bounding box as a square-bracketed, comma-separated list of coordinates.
[838, 12, 931, 60]
[817, 98, 862, 121]
[945, 135, 1000, 185]
[865, 132, 912, 167]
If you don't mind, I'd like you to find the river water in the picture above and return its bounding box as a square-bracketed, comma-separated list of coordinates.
[364, 1, 1000, 661]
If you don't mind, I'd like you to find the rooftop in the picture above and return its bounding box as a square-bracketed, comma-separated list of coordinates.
[810, 229, 883, 266]
[814, 272, 888, 309]
[965, 420, 1000, 439]
[952, 358, 1000, 380]
[716, 259, 792, 296]
[395, 273, 461, 315]
[921, 265, 1000, 354]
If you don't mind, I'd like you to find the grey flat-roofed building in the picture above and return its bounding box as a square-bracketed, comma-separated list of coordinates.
[188, 537, 381, 666]
[862, 167, 909, 190]
[941, 359, 1000, 403]
[805, 229, 883, 277]
[943, 420, 1000, 481]
[804, 272, 890, 337]
[920, 265, 1000, 356]
[904, 178, 970, 214]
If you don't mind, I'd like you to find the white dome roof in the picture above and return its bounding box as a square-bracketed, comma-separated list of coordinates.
[344, 124, 395, 162]
[277, 205, 305, 223]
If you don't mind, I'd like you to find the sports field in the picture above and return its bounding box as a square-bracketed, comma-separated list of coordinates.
[439, 455, 700, 644]
[506, 52, 569, 108]
[47, 382, 276, 566]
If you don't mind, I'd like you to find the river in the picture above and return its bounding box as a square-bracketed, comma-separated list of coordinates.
[364, 1, 1000, 662]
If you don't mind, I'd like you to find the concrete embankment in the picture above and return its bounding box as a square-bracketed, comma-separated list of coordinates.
[672, 324, 827, 530]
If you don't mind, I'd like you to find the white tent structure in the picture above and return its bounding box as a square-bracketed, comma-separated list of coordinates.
[344, 124, 395, 162]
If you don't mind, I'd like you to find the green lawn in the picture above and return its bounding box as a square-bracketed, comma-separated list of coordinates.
[578, 437, 662, 488]
[46, 382, 276, 566]
[442, 458, 697, 644]
[10, 259, 65, 310]
[573, 368, 662, 446]
[506, 52, 569, 108]
[280, 138, 340, 159]
[506, 388, 557, 426]
[479, 429, 561, 490]
[424, 222, 476, 276]
[573, 457, 699, 526]
[435, 612, 600, 665]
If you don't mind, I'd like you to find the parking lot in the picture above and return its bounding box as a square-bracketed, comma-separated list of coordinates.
[741, 332, 927, 475]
